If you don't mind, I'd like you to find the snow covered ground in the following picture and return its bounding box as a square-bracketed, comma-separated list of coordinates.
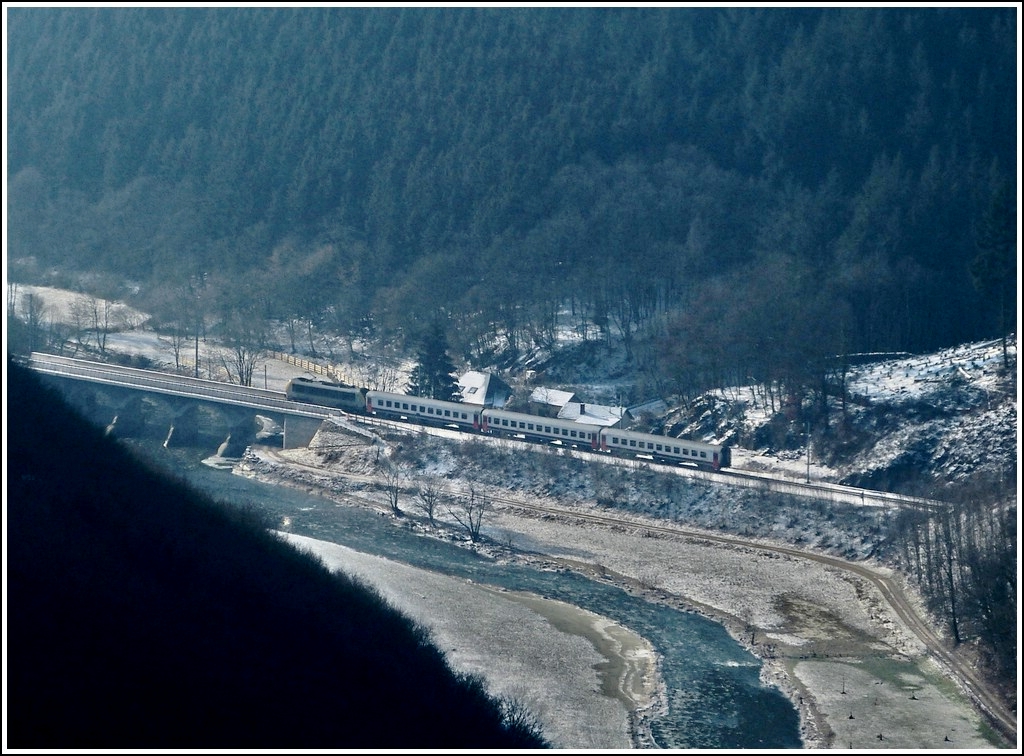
[13, 282, 1015, 492]
[280, 534, 653, 749]
[9, 283, 1017, 749]
[240, 438, 999, 750]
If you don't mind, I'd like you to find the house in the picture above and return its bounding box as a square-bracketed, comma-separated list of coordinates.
[529, 386, 576, 418]
[458, 371, 512, 408]
[557, 401, 629, 428]
[627, 398, 669, 420]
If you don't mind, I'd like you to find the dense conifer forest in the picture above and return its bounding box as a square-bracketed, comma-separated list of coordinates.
[5, 359, 549, 748]
[6, 7, 1017, 397]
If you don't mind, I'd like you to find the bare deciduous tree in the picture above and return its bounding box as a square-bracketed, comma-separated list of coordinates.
[359, 361, 401, 392]
[219, 313, 267, 387]
[414, 477, 443, 526]
[380, 461, 404, 517]
[20, 291, 51, 354]
[447, 485, 487, 543]
[88, 296, 117, 355]
[159, 322, 192, 374]
[69, 297, 94, 353]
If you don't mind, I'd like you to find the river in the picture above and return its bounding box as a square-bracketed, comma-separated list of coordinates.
[131, 439, 803, 749]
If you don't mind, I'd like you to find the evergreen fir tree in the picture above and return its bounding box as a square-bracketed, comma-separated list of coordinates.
[407, 321, 462, 401]
[970, 180, 1017, 370]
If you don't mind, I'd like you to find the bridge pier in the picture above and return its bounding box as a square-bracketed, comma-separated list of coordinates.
[283, 416, 323, 450]
[104, 395, 150, 439]
[164, 404, 202, 448]
[212, 415, 262, 458]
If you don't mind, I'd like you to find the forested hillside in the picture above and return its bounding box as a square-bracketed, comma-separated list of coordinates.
[6, 359, 548, 748]
[6, 7, 1017, 398]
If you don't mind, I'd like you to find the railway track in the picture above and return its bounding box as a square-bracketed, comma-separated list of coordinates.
[343, 411, 947, 513]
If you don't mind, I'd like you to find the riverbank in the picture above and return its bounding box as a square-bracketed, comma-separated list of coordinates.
[239, 442, 1003, 751]
[282, 534, 660, 749]
[482, 491, 1002, 751]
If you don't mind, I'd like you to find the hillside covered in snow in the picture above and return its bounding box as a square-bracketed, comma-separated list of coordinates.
[8, 283, 1017, 498]
[496, 328, 1017, 499]
[7, 283, 1018, 740]
[681, 338, 1017, 495]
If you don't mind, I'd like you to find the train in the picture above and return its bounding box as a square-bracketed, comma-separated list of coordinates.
[284, 376, 731, 471]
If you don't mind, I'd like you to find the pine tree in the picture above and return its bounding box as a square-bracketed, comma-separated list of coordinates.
[407, 321, 462, 401]
[970, 181, 1017, 370]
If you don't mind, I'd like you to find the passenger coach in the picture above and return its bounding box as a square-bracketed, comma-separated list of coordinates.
[600, 428, 730, 470]
[366, 390, 482, 430]
[482, 408, 603, 449]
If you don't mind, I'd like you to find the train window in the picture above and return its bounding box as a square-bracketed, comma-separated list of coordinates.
[545, 426, 551, 434]
[402, 403, 409, 410]
[629, 440, 636, 447]
[502, 419, 509, 426]
[674, 447, 680, 454]
[570, 430, 577, 438]
[444, 410, 450, 417]
[700, 451, 707, 458]
[527, 423, 534, 430]
[561, 428, 568, 436]
[656, 444, 662, 451]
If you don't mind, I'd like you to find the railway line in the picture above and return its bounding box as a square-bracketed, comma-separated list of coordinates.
[27, 351, 1008, 741]
[343, 410, 948, 513]
[22, 351, 950, 514]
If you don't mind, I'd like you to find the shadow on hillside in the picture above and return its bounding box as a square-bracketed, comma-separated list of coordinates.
[6, 358, 548, 749]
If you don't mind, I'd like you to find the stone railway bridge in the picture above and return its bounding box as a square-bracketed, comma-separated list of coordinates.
[24, 352, 336, 456]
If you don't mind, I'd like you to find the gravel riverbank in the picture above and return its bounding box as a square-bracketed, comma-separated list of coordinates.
[239, 438, 1002, 751]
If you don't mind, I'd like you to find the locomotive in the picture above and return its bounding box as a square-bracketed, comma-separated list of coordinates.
[284, 376, 730, 471]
